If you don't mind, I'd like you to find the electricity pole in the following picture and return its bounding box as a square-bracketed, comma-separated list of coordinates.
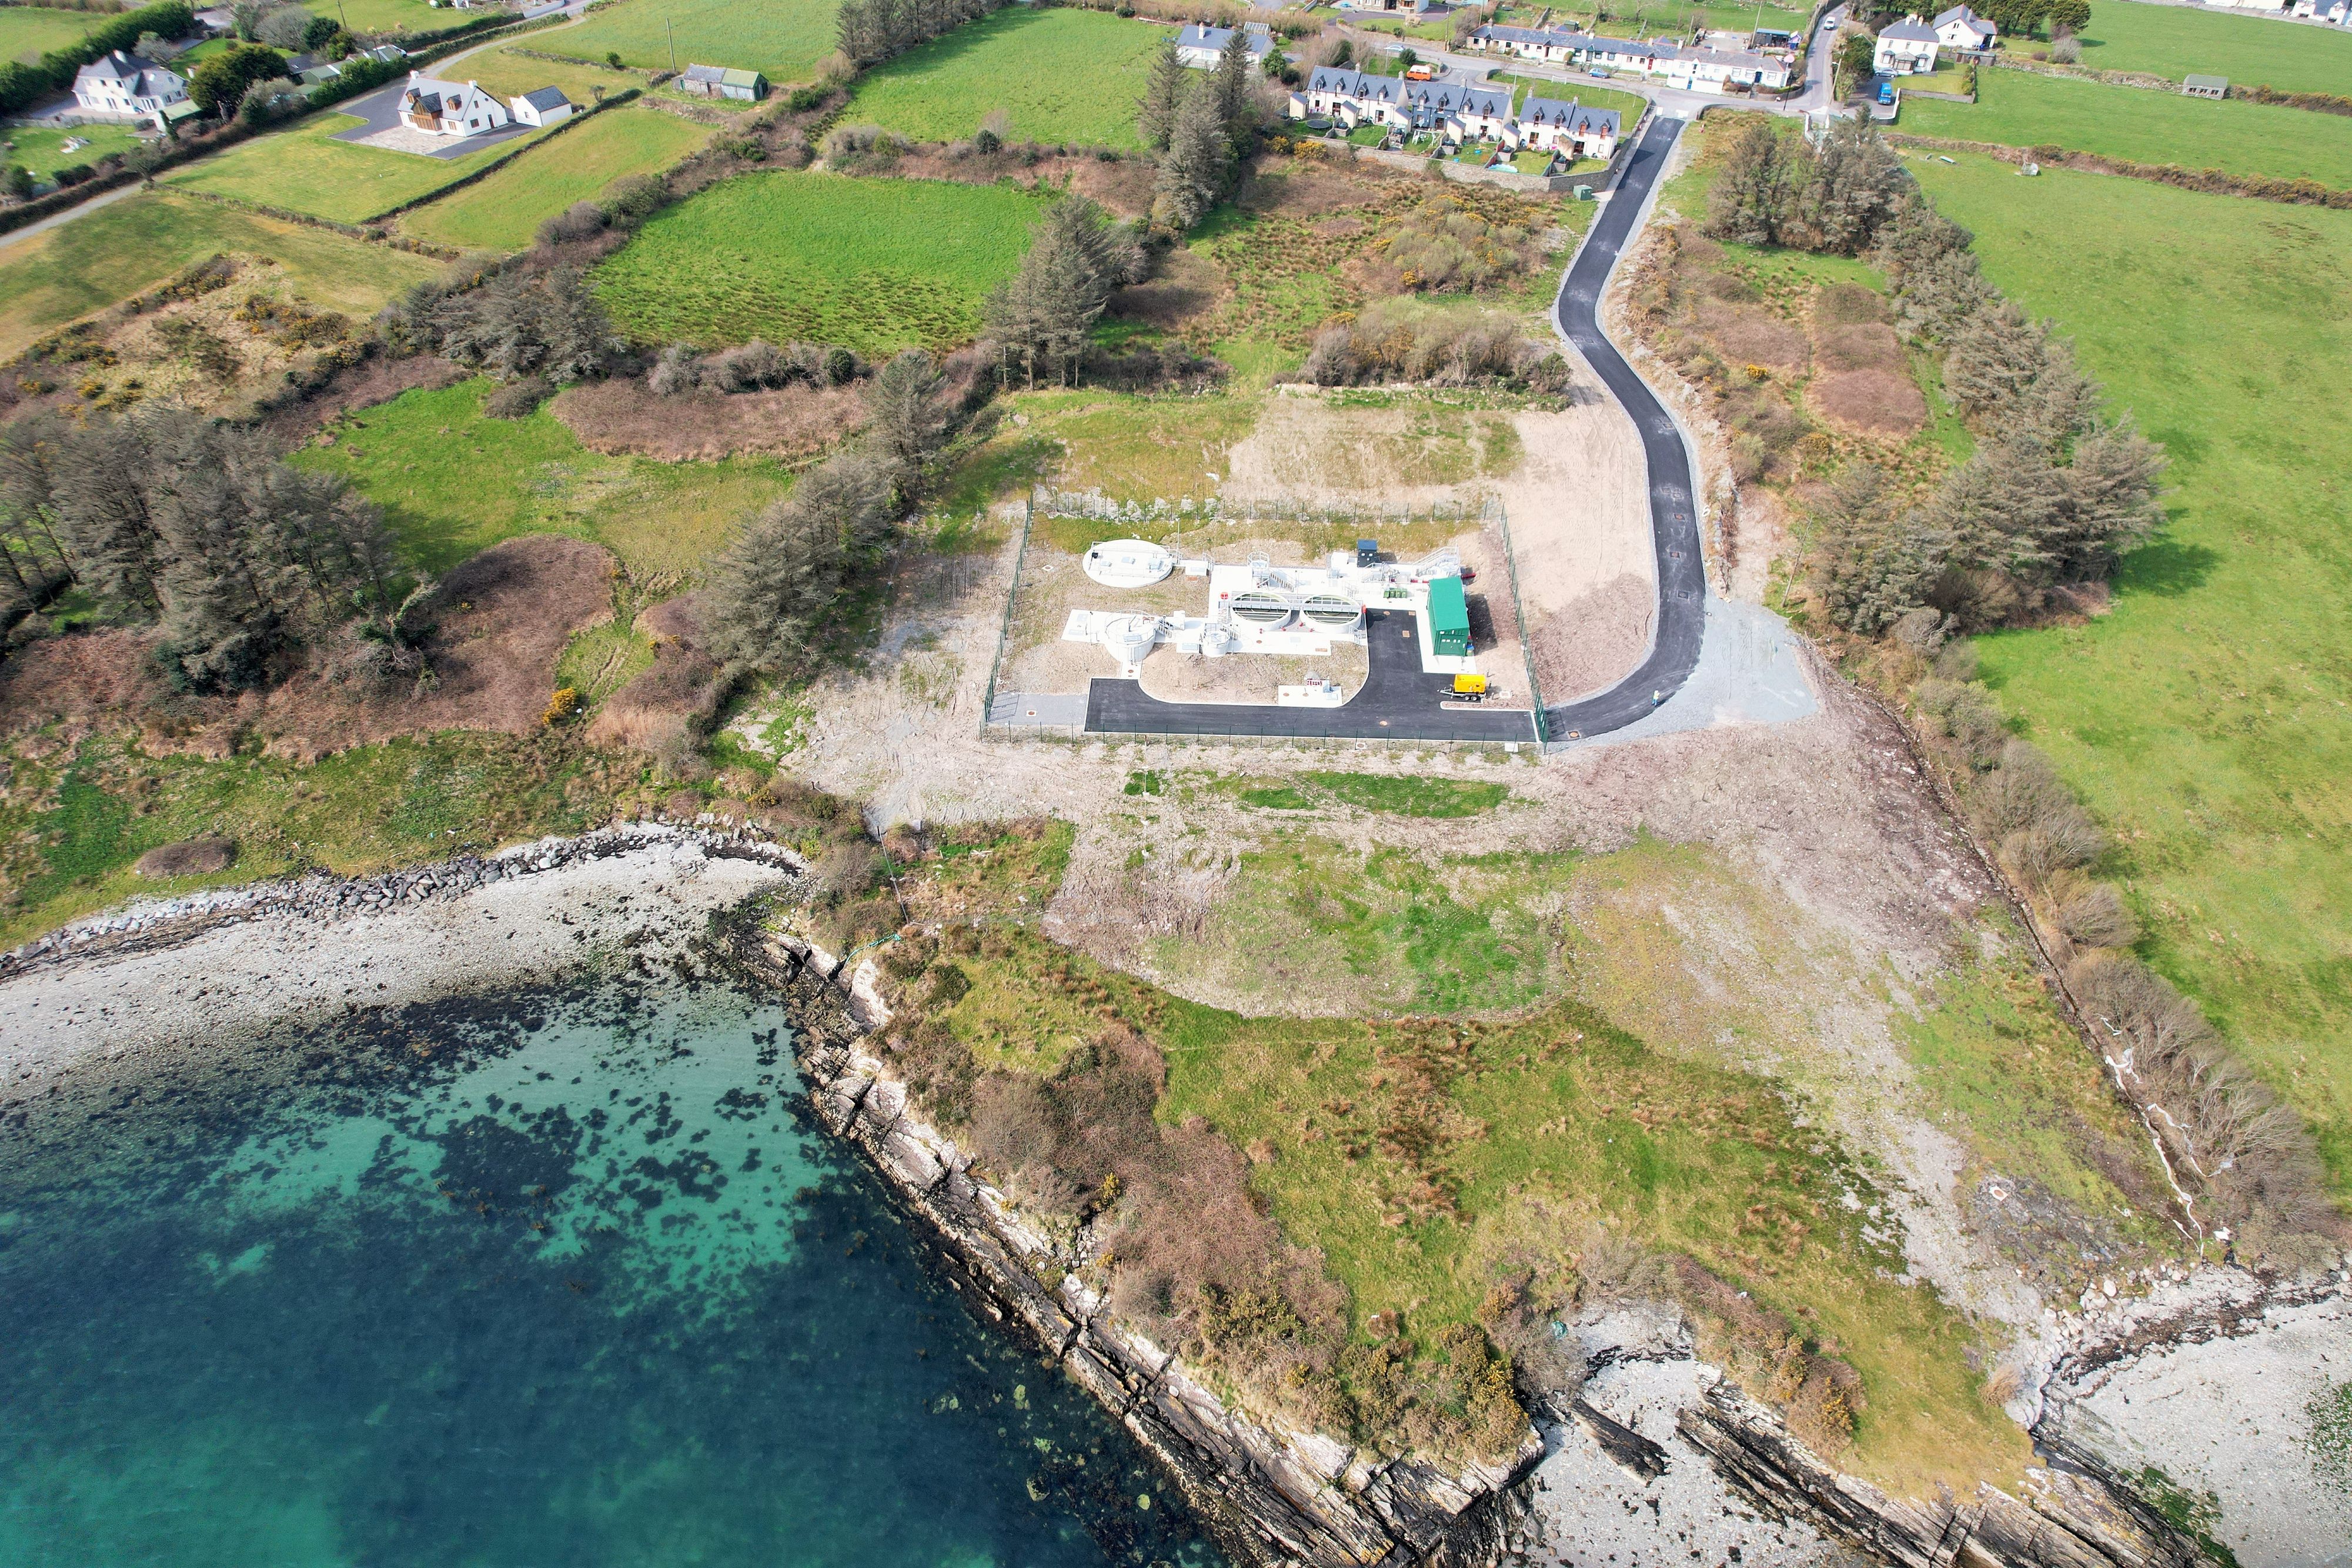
[667, 16, 677, 73]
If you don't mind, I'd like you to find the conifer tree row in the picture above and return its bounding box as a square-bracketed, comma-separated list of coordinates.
[0, 410, 400, 691]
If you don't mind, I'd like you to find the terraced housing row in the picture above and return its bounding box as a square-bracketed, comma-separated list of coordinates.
[1290, 68, 1624, 160]
[1462, 22, 1794, 93]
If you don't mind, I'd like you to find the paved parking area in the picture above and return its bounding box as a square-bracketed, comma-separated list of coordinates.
[1082, 610, 1541, 744]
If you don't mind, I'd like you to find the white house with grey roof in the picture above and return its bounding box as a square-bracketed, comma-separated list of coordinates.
[508, 86, 573, 126]
[1932, 5, 1997, 50]
[398, 72, 510, 136]
[1174, 22, 1272, 69]
[1873, 18, 1942, 73]
[71, 51, 187, 120]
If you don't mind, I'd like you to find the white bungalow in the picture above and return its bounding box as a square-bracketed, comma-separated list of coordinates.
[71, 51, 187, 119]
[1666, 45, 1793, 91]
[1873, 18, 1942, 75]
[1174, 21, 1273, 69]
[397, 72, 510, 136]
[1932, 5, 1997, 51]
[1462, 24, 1587, 65]
[509, 86, 573, 126]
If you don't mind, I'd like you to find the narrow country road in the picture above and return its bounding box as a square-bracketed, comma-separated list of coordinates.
[1541, 111, 1707, 741]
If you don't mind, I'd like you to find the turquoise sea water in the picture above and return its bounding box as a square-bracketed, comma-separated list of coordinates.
[0, 974, 1223, 1568]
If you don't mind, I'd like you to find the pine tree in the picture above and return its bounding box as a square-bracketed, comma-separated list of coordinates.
[1153, 83, 1231, 233]
[1942, 301, 2050, 418]
[986, 197, 1128, 387]
[1810, 463, 1948, 634]
[1791, 116, 1909, 256]
[1213, 26, 1251, 128]
[1703, 118, 1795, 246]
[865, 350, 951, 490]
[2054, 423, 2166, 579]
[1137, 35, 1185, 152]
[700, 450, 900, 676]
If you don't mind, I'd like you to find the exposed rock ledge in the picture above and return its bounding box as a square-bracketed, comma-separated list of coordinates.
[744, 930, 1542, 1568]
[737, 930, 2211, 1568]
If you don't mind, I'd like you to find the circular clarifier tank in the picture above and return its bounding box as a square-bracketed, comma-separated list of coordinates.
[1301, 594, 1360, 631]
[1230, 593, 1292, 627]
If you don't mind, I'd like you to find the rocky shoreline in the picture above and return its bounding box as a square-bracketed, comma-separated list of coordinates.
[0, 818, 806, 982]
[0, 828, 2326, 1566]
[735, 922, 2244, 1568]
[737, 927, 1548, 1568]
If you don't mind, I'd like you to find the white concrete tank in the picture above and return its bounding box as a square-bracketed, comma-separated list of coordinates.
[1301, 594, 1361, 633]
[1100, 614, 1162, 666]
[1230, 592, 1292, 627]
[1201, 621, 1237, 658]
[1083, 540, 1175, 589]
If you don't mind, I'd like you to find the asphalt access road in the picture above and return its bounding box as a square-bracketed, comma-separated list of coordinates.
[1083, 609, 1541, 743]
[1542, 111, 1708, 742]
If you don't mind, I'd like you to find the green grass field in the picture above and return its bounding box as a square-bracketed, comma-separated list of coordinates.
[296, 378, 792, 575]
[453, 45, 648, 108]
[2, 122, 145, 181]
[1488, 73, 1650, 123]
[0, 190, 439, 360]
[2066, 0, 2352, 95]
[311, 0, 445, 34]
[0, 5, 109, 64]
[0, 729, 641, 953]
[1909, 153, 2352, 1190]
[166, 111, 555, 225]
[1902, 65, 2352, 188]
[593, 169, 1044, 354]
[557, 0, 841, 86]
[843, 8, 1168, 150]
[402, 107, 710, 251]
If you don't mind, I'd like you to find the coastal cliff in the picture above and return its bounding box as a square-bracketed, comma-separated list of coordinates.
[740, 924, 2216, 1568]
[749, 929, 1541, 1568]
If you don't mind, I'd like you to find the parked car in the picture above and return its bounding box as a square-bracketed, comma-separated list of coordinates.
[1877, 79, 1896, 105]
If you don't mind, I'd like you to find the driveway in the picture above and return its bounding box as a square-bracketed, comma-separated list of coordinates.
[1081, 609, 1542, 744]
[1539, 110, 1708, 743]
[329, 81, 534, 159]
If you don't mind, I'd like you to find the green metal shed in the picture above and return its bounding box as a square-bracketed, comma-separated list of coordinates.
[1426, 576, 1472, 657]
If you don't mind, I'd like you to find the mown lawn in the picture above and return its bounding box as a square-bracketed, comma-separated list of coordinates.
[166, 112, 546, 225]
[593, 169, 1044, 354]
[295, 378, 792, 575]
[1902, 66, 2352, 188]
[402, 107, 710, 252]
[2, 122, 146, 182]
[1488, 73, 1650, 123]
[452, 45, 650, 108]
[558, 0, 841, 87]
[1909, 153, 2352, 1191]
[306, 0, 443, 33]
[2066, 0, 2352, 95]
[843, 8, 1168, 150]
[0, 5, 109, 64]
[0, 190, 440, 360]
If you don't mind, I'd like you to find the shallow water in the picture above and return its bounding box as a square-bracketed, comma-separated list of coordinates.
[0, 972, 1224, 1568]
